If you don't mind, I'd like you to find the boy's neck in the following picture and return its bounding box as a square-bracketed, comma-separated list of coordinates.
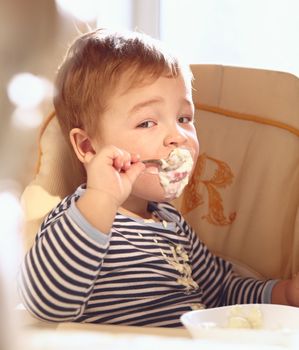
[120, 196, 152, 219]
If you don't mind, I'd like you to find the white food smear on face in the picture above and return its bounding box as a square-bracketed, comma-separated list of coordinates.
[158, 148, 193, 199]
[226, 305, 263, 329]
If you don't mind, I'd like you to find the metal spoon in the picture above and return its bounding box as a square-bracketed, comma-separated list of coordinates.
[142, 158, 183, 171]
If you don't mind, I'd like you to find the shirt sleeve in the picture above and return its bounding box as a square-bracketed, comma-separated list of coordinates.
[18, 190, 111, 322]
[184, 219, 278, 307]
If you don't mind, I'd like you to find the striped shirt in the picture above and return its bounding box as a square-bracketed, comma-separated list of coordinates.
[19, 185, 275, 327]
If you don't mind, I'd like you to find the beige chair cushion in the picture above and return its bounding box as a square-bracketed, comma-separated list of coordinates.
[21, 113, 84, 252]
[21, 65, 299, 279]
[174, 64, 299, 279]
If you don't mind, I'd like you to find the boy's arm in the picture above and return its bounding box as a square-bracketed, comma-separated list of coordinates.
[76, 189, 119, 234]
[19, 146, 145, 322]
[18, 194, 110, 322]
[271, 274, 299, 306]
[187, 224, 279, 307]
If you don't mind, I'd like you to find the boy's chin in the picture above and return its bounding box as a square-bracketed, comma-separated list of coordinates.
[132, 173, 188, 203]
[132, 186, 183, 203]
[132, 191, 168, 203]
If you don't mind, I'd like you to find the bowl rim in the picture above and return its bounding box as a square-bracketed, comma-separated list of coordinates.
[180, 303, 299, 328]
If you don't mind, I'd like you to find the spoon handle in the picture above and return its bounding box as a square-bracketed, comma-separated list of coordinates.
[142, 159, 163, 166]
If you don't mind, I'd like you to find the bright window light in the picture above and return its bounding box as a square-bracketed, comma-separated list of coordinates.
[160, 0, 299, 77]
[7, 73, 50, 109]
[11, 107, 44, 129]
[55, 0, 132, 30]
[55, 0, 100, 22]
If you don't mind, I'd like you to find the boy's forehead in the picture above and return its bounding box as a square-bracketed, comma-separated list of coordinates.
[114, 69, 192, 98]
[114, 70, 159, 96]
[104, 73, 193, 116]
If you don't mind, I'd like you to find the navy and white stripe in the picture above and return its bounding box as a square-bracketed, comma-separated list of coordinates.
[19, 185, 275, 327]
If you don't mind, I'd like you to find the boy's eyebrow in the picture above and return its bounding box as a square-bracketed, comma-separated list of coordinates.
[182, 99, 194, 110]
[129, 97, 163, 114]
[129, 97, 193, 114]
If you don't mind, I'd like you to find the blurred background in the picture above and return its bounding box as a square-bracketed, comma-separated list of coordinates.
[0, 1, 298, 347]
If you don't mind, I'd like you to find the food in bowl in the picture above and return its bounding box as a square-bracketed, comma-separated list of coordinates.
[226, 305, 263, 329]
[180, 304, 299, 346]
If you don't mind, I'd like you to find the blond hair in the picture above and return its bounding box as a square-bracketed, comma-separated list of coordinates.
[54, 28, 189, 142]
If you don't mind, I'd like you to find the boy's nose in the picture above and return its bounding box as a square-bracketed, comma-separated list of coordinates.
[163, 128, 188, 147]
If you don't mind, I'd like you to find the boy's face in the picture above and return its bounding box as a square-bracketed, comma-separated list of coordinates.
[93, 73, 199, 204]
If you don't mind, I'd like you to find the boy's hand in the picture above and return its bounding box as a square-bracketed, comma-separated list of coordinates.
[75, 145, 145, 234]
[272, 272, 299, 307]
[83, 145, 145, 208]
[285, 273, 299, 306]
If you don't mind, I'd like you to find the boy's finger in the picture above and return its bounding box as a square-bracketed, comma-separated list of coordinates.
[125, 162, 145, 182]
[130, 153, 141, 163]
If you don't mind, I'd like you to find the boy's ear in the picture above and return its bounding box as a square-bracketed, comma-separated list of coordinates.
[69, 128, 96, 163]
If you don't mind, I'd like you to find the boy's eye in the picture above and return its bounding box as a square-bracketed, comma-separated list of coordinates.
[137, 120, 156, 128]
[177, 116, 194, 124]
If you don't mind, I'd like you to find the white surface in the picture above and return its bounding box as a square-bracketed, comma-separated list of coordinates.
[181, 304, 299, 347]
[15, 304, 299, 349]
[19, 329, 291, 350]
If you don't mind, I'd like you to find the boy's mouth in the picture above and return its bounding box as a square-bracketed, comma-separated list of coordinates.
[142, 147, 194, 199]
[168, 171, 188, 183]
[157, 148, 194, 199]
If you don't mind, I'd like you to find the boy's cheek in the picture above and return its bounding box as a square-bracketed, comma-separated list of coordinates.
[132, 173, 169, 201]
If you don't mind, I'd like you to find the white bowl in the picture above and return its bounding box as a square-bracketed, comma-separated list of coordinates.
[181, 304, 299, 347]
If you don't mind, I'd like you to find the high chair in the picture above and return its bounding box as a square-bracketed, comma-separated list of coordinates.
[21, 64, 299, 280]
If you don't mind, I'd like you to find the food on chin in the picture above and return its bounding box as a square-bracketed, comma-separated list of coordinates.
[158, 148, 193, 199]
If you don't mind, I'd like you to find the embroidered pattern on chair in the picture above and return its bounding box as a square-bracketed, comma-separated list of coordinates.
[181, 153, 236, 226]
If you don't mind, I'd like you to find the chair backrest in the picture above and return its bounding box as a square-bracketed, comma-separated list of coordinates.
[21, 64, 299, 279]
[21, 112, 84, 252]
[174, 64, 299, 279]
